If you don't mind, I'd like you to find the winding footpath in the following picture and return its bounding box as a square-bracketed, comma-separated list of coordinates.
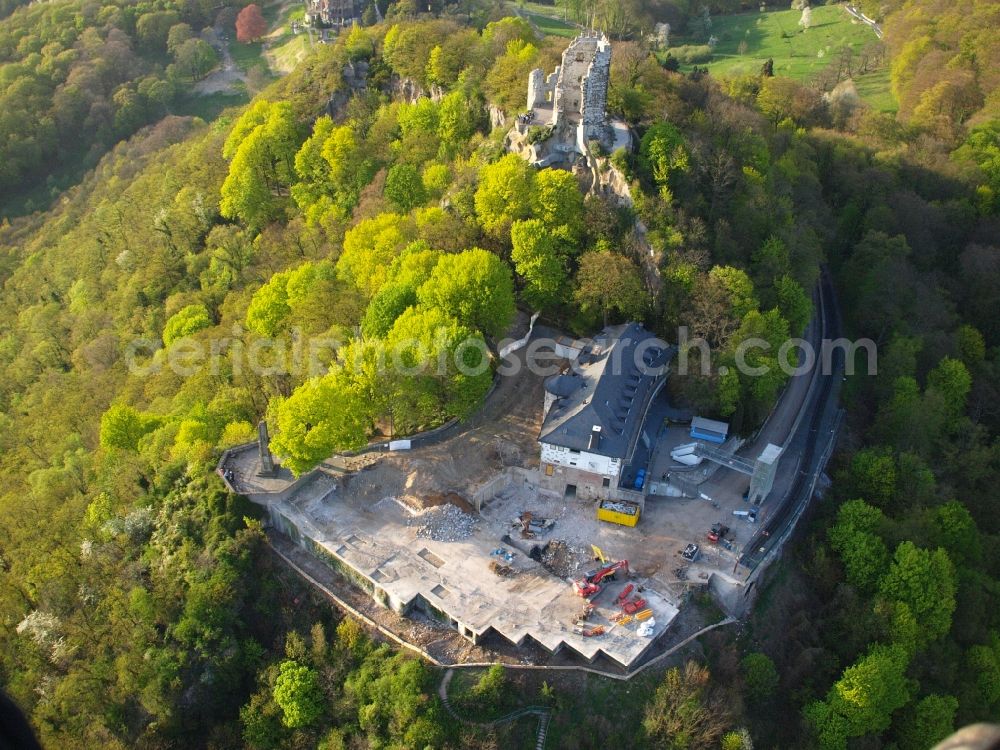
[438, 668, 552, 749]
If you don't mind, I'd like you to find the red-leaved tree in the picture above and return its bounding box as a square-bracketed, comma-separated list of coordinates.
[236, 4, 267, 43]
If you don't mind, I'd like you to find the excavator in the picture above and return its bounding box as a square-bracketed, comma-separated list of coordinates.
[573, 559, 630, 599]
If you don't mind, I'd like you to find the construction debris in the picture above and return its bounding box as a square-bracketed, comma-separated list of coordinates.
[411, 504, 477, 541]
[514, 511, 555, 539]
[539, 539, 586, 578]
[489, 560, 515, 577]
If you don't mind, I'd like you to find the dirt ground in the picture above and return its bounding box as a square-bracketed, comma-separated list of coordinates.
[329, 320, 549, 510]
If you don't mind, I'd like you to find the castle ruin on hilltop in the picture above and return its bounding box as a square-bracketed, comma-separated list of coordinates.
[508, 31, 630, 169]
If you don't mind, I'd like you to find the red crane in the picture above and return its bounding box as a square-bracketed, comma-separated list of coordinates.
[573, 560, 630, 599]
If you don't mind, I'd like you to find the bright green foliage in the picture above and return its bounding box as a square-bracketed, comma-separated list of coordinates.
[99, 404, 160, 452]
[710, 266, 757, 319]
[774, 275, 812, 334]
[474, 154, 535, 237]
[417, 248, 515, 341]
[361, 244, 441, 338]
[510, 219, 569, 309]
[847, 449, 897, 508]
[386, 242, 442, 290]
[880, 599, 920, 652]
[337, 213, 416, 296]
[956, 324, 986, 365]
[472, 664, 509, 704]
[828, 499, 889, 592]
[894, 694, 958, 750]
[926, 356, 972, 417]
[272, 660, 324, 728]
[879, 542, 957, 646]
[931, 500, 981, 566]
[752, 235, 791, 282]
[574, 249, 648, 325]
[218, 420, 257, 448]
[163, 304, 211, 346]
[724, 308, 790, 419]
[483, 39, 539, 113]
[803, 700, 850, 750]
[269, 372, 370, 475]
[384, 164, 426, 211]
[422, 163, 452, 198]
[966, 636, 1000, 709]
[220, 101, 301, 230]
[172, 38, 218, 81]
[344, 24, 373, 60]
[954, 123, 1000, 214]
[173, 413, 223, 463]
[531, 169, 585, 241]
[344, 651, 445, 748]
[741, 652, 779, 699]
[806, 644, 912, 748]
[246, 271, 293, 337]
[362, 284, 417, 339]
[721, 729, 754, 750]
[481, 16, 536, 51]
[639, 122, 689, 198]
[292, 116, 377, 224]
[398, 98, 440, 138]
[438, 90, 482, 152]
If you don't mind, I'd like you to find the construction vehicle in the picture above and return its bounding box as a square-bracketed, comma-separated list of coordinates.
[622, 596, 647, 615]
[591, 544, 609, 563]
[616, 583, 635, 605]
[573, 559, 629, 599]
[514, 511, 554, 538]
[707, 523, 729, 543]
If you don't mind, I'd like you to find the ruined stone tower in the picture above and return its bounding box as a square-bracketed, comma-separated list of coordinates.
[525, 31, 613, 151]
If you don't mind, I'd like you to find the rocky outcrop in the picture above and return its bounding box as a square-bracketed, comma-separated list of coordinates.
[490, 104, 507, 130]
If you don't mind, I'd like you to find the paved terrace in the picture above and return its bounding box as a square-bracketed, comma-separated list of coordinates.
[266, 474, 678, 668]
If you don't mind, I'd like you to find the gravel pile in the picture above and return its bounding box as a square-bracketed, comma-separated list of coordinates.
[540, 539, 588, 579]
[412, 503, 478, 542]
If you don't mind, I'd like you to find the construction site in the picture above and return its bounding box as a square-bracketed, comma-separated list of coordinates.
[222, 288, 843, 672]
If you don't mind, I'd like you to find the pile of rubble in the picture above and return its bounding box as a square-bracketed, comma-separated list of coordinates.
[412, 504, 478, 542]
[539, 539, 588, 579]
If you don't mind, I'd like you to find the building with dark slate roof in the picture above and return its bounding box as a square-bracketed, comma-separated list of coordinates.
[538, 323, 673, 500]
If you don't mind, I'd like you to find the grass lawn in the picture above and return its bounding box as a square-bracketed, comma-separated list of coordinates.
[668, 5, 895, 110]
[526, 11, 577, 38]
[174, 91, 249, 121]
[853, 67, 896, 113]
[229, 0, 302, 74]
[230, 38, 265, 73]
[262, 1, 315, 74]
[266, 32, 311, 73]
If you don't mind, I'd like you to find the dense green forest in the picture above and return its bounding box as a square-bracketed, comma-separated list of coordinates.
[1, 0, 999, 747]
[0, 0, 241, 215]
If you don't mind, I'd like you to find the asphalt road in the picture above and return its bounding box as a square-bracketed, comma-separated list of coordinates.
[738, 268, 845, 570]
[696, 278, 826, 509]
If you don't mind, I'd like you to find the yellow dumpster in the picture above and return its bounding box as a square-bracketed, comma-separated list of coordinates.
[597, 499, 640, 527]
